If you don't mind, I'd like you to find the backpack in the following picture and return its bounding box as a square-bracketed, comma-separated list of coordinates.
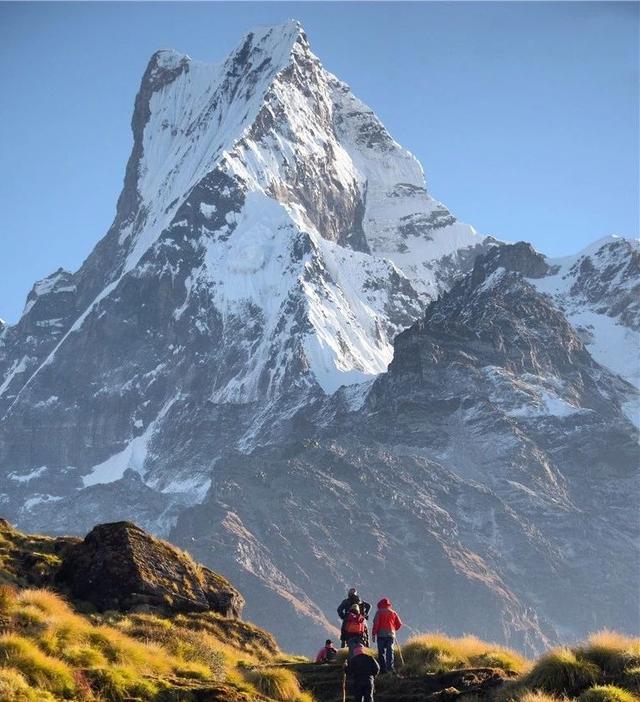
[344, 612, 365, 635]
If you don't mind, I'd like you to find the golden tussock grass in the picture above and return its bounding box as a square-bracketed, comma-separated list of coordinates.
[577, 631, 640, 677]
[401, 632, 529, 675]
[245, 666, 306, 701]
[519, 648, 600, 697]
[578, 685, 639, 702]
[0, 633, 77, 697]
[0, 666, 58, 702]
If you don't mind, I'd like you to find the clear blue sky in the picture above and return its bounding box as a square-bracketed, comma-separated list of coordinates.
[1, 1, 638, 323]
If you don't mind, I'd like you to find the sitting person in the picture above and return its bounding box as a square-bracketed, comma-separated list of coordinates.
[315, 638, 338, 663]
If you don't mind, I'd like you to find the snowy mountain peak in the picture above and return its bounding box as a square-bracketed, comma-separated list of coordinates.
[1, 21, 639, 656]
[147, 49, 191, 77]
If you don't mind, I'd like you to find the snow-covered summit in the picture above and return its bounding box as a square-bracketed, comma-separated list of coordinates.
[30, 21, 484, 400]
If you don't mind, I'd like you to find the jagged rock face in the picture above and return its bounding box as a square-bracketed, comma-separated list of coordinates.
[532, 236, 640, 393]
[170, 244, 638, 653]
[58, 521, 244, 617]
[0, 22, 638, 654]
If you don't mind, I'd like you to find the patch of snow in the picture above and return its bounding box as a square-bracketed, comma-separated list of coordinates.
[568, 309, 640, 388]
[199, 202, 217, 219]
[484, 366, 582, 419]
[8, 466, 47, 482]
[82, 396, 178, 487]
[21, 494, 63, 511]
[529, 237, 640, 389]
[160, 476, 211, 500]
[337, 378, 375, 410]
[0, 356, 27, 398]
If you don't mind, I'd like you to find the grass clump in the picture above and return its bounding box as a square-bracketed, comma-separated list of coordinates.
[621, 667, 640, 693]
[402, 633, 528, 675]
[84, 666, 160, 701]
[0, 584, 17, 614]
[246, 666, 308, 701]
[517, 691, 564, 702]
[578, 631, 640, 677]
[0, 667, 57, 702]
[0, 633, 76, 697]
[520, 647, 600, 696]
[579, 685, 639, 702]
[474, 648, 530, 674]
[0, 586, 299, 701]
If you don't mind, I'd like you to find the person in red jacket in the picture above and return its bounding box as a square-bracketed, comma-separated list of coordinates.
[342, 604, 367, 655]
[371, 597, 403, 673]
[315, 639, 338, 663]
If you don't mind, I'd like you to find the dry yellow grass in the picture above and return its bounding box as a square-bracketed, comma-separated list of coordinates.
[0, 633, 76, 697]
[517, 691, 564, 702]
[0, 666, 58, 702]
[401, 632, 529, 675]
[578, 631, 640, 676]
[578, 685, 639, 702]
[0, 587, 287, 701]
[519, 647, 600, 697]
[246, 666, 307, 701]
[0, 587, 316, 702]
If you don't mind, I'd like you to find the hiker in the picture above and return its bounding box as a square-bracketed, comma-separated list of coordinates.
[337, 587, 371, 622]
[345, 643, 380, 702]
[315, 638, 338, 663]
[371, 597, 403, 673]
[341, 604, 368, 654]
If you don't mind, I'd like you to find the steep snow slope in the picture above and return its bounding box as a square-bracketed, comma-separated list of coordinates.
[531, 236, 640, 403]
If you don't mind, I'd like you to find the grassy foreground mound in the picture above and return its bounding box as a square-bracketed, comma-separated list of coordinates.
[293, 632, 640, 702]
[0, 585, 312, 702]
[496, 631, 640, 702]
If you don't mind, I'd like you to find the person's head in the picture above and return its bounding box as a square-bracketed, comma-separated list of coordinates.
[377, 597, 391, 609]
[325, 639, 333, 646]
[350, 604, 360, 613]
[348, 587, 357, 597]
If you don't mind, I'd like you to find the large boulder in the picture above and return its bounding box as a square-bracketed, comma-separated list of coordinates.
[58, 521, 244, 617]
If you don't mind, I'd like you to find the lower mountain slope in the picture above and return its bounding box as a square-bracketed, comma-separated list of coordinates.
[2, 520, 639, 702]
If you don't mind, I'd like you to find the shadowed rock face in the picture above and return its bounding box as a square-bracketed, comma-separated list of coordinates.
[58, 521, 244, 617]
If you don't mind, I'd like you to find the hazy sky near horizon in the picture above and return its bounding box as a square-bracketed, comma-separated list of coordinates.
[1, 1, 638, 323]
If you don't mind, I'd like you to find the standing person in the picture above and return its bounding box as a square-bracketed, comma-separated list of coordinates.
[371, 597, 403, 673]
[315, 639, 338, 663]
[342, 604, 367, 656]
[337, 587, 372, 622]
[345, 644, 380, 702]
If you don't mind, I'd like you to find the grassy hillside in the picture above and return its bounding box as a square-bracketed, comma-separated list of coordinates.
[0, 585, 314, 702]
[1, 519, 638, 702]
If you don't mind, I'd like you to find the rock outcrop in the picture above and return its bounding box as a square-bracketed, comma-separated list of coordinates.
[58, 521, 243, 617]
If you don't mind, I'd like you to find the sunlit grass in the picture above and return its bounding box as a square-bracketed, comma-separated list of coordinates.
[578, 685, 639, 702]
[401, 632, 529, 675]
